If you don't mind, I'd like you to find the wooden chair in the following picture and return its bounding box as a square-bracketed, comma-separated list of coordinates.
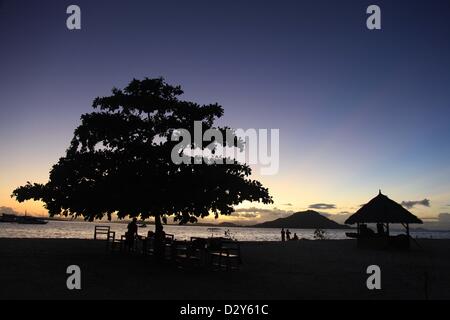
[143, 233, 176, 258]
[172, 240, 190, 264]
[208, 238, 242, 271]
[94, 226, 116, 250]
[94, 226, 111, 240]
[173, 237, 207, 267]
[107, 231, 116, 249]
[163, 233, 175, 260]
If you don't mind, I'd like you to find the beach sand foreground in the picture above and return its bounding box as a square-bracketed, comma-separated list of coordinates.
[0, 239, 449, 300]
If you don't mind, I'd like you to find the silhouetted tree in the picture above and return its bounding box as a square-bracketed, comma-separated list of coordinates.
[313, 228, 327, 240]
[12, 78, 273, 242]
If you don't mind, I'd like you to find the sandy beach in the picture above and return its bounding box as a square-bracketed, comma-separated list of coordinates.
[1, 238, 449, 300]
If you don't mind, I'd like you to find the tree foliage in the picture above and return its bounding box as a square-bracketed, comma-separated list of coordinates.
[12, 78, 273, 227]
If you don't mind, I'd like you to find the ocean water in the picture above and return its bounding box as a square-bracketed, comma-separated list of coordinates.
[1, 220, 449, 241]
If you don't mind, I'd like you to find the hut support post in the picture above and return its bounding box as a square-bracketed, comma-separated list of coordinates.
[401, 223, 410, 237]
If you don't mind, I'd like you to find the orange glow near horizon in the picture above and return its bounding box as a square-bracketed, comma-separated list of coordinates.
[0, 148, 445, 222]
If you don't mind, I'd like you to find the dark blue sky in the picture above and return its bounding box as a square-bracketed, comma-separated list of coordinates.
[1, 0, 450, 222]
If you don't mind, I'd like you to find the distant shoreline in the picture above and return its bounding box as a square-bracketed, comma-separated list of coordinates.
[2, 218, 449, 233]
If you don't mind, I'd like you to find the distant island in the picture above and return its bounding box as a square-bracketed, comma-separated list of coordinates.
[189, 222, 240, 228]
[252, 210, 352, 229]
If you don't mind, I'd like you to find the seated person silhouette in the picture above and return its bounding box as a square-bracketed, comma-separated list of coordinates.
[143, 231, 155, 254]
[158, 230, 166, 243]
[377, 223, 386, 236]
[292, 233, 299, 241]
[125, 217, 139, 250]
[359, 224, 375, 238]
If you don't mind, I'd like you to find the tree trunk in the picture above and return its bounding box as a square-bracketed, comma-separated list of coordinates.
[154, 214, 165, 260]
[155, 214, 164, 235]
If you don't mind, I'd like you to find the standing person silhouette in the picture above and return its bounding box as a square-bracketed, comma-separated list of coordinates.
[126, 217, 139, 250]
[281, 228, 286, 242]
[286, 229, 291, 241]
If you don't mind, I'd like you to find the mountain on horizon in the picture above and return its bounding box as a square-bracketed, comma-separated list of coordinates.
[253, 210, 351, 229]
[193, 222, 241, 228]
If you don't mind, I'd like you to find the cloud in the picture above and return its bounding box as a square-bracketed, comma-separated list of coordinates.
[438, 213, 450, 223]
[321, 211, 350, 217]
[308, 203, 336, 210]
[232, 212, 259, 219]
[401, 199, 430, 209]
[417, 213, 450, 230]
[321, 211, 353, 224]
[420, 217, 438, 221]
[233, 207, 294, 221]
[281, 203, 293, 206]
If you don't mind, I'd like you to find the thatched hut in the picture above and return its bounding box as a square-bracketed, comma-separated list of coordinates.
[345, 191, 423, 249]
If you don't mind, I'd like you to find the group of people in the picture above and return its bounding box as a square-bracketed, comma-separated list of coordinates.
[281, 228, 299, 241]
[128, 219, 304, 245]
[359, 223, 388, 238]
[124, 218, 166, 250]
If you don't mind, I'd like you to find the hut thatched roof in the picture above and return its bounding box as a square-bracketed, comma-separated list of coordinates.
[345, 191, 423, 225]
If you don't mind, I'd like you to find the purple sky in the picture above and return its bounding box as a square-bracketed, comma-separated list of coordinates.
[1, 0, 450, 227]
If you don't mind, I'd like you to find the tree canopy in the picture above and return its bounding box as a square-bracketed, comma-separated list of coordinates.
[12, 78, 273, 228]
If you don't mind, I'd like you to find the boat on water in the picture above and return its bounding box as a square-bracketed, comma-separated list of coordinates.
[345, 232, 358, 239]
[0, 214, 18, 223]
[17, 216, 48, 225]
[0, 213, 48, 224]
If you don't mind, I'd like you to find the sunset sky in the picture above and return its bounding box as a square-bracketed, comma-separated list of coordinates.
[1, 0, 450, 227]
